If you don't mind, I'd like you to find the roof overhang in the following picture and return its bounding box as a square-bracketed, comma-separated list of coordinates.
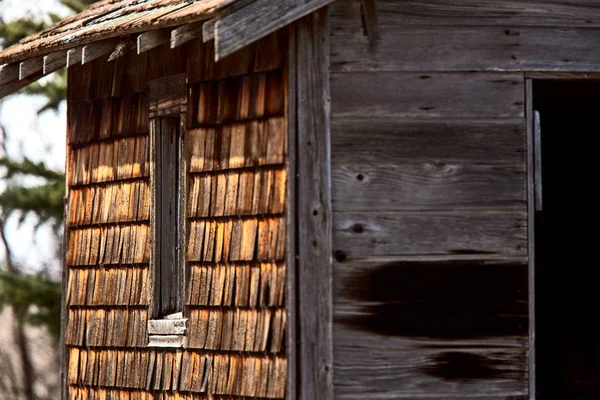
[0, 0, 334, 99]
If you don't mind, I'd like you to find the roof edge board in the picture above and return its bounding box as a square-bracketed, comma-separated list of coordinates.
[214, 0, 336, 60]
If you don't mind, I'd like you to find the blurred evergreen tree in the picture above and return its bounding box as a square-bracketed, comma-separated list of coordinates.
[0, 0, 94, 364]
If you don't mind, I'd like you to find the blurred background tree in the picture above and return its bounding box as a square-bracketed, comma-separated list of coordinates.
[0, 1, 96, 398]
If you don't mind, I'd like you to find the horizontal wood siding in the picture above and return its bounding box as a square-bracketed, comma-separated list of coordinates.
[65, 32, 288, 399]
[327, 1, 548, 398]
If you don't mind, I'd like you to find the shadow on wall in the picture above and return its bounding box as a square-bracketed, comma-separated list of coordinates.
[339, 261, 528, 381]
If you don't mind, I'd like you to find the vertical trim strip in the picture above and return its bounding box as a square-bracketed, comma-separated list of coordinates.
[296, 8, 334, 400]
[534, 111, 543, 211]
[286, 25, 298, 400]
[526, 78, 536, 400]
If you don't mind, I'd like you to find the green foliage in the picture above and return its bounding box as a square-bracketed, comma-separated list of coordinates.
[0, 270, 62, 341]
[0, 157, 65, 230]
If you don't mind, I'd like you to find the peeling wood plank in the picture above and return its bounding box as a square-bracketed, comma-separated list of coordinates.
[82, 40, 117, 64]
[19, 56, 43, 80]
[331, 72, 525, 118]
[333, 211, 528, 258]
[215, 0, 335, 59]
[171, 22, 204, 48]
[296, 9, 334, 400]
[0, 63, 19, 85]
[66, 47, 82, 67]
[137, 28, 171, 54]
[43, 50, 68, 75]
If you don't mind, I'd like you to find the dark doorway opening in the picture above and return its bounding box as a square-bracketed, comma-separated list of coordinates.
[533, 81, 600, 399]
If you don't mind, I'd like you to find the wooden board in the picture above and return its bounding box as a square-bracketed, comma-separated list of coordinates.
[332, 118, 526, 164]
[331, 25, 600, 72]
[331, 72, 525, 118]
[330, 0, 600, 28]
[332, 163, 526, 211]
[295, 9, 334, 400]
[333, 324, 528, 399]
[333, 211, 527, 258]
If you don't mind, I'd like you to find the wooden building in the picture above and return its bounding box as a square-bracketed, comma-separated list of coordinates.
[1, 0, 599, 399]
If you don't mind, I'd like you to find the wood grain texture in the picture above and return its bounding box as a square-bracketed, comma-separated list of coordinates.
[295, 9, 334, 400]
[331, 24, 600, 72]
[332, 163, 526, 211]
[333, 324, 528, 399]
[331, 72, 525, 118]
[333, 211, 528, 258]
[215, 0, 335, 59]
[330, 0, 600, 28]
[332, 118, 526, 164]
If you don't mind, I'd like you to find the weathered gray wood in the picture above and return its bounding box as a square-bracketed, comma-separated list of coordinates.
[296, 9, 334, 400]
[137, 28, 171, 54]
[148, 73, 187, 116]
[151, 118, 182, 317]
[333, 323, 528, 398]
[43, 50, 67, 75]
[148, 318, 187, 335]
[333, 211, 528, 258]
[215, 0, 335, 59]
[0, 63, 19, 85]
[525, 78, 536, 400]
[0, 70, 42, 99]
[331, 0, 600, 28]
[170, 22, 203, 48]
[286, 25, 297, 400]
[359, 0, 378, 44]
[81, 39, 117, 64]
[331, 72, 525, 118]
[147, 335, 185, 348]
[331, 25, 600, 72]
[332, 163, 526, 211]
[332, 118, 526, 164]
[19, 56, 42, 80]
[202, 18, 218, 42]
[66, 47, 82, 67]
[202, 0, 255, 42]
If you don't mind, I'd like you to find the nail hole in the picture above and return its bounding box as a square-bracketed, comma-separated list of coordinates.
[353, 224, 364, 233]
[312, 209, 318, 216]
[356, 174, 364, 181]
[334, 250, 346, 262]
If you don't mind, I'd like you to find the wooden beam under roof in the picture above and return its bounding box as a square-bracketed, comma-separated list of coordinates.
[82, 39, 118, 64]
[19, 56, 43, 80]
[215, 0, 336, 59]
[170, 22, 203, 48]
[0, 63, 19, 85]
[66, 47, 83, 67]
[43, 50, 68, 75]
[137, 28, 171, 54]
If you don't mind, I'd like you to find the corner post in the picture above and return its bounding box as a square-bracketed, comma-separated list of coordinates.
[295, 7, 333, 400]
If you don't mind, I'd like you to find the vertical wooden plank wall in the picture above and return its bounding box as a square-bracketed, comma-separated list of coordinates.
[328, 0, 600, 398]
[64, 31, 289, 399]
